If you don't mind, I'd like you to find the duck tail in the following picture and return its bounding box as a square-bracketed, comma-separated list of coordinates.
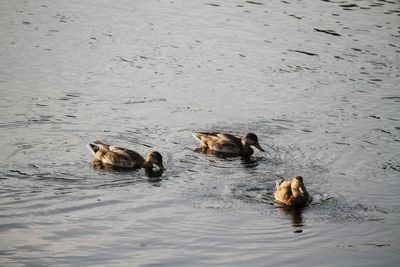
[275, 179, 282, 189]
[87, 143, 100, 155]
[192, 132, 202, 143]
[275, 176, 286, 189]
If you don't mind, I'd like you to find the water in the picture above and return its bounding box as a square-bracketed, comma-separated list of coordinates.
[1, 0, 399, 266]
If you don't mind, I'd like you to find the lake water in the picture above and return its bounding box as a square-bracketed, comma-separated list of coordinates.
[1, 0, 399, 266]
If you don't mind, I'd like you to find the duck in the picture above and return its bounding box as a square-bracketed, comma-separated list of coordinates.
[273, 176, 311, 207]
[192, 132, 265, 156]
[87, 140, 165, 171]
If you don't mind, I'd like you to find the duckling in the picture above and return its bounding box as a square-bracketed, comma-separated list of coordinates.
[192, 132, 264, 156]
[274, 176, 311, 207]
[87, 141, 165, 171]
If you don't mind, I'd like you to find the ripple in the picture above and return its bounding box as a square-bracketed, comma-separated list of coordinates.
[314, 28, 342, 36]
[309, 197, 388, 223]
[246, 1, 264, 5]
[382, 159, 400, 172]
[1, 0, 399, 265]
[287, 49, 318, 56]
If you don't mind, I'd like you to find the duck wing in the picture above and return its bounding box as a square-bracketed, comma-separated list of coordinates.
[88, 141, 109, 154]
[192, 132, 241, 153]
[88, 141, 144, 168]
[216, 133, 240, 141]
[109, 146, 145, 164]
[275, 178, 291, 190]
[274, 179, 293, 204]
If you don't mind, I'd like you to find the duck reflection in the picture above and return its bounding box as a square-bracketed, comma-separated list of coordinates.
[277, 205, 305, 228]
[194, 147, 259, 168]
[194, 147, 238, 158]
[145, 168, 164, 181]
[90, 159, 165, 183]
[240, 156, 259, 167]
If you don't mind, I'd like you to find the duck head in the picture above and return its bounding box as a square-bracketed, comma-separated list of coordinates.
[242, 133, 265, 152]
[291, 176, 308, 195]
[291, 175, 303, 186]
[145, 151, 166, 171]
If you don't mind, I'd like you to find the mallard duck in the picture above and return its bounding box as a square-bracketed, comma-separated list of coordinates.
[87, 141, 165, 171]
[274, 176, 311, 207]
[192, 132, 265, 156]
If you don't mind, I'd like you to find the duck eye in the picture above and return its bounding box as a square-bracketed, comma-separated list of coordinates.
[151, 156, 160, 164]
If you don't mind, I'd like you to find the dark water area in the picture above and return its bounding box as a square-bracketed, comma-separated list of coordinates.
[1, 0, 399, 266]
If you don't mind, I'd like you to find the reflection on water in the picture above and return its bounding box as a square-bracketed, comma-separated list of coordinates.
[276, 206, 305, 233]
[90, 160, 165, 184]
[1, 0, 400, 266]
[194, 147, 262, 164]
[194, 147, 240, 158]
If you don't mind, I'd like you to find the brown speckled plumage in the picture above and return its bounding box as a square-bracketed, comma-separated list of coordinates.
[192, 132, 264, 156]
[88, 141, 165, 171]
[273, 176, 311, 207]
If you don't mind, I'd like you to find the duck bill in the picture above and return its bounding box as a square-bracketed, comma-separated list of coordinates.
[254, 143, 265, 152]
[158, 163, 166, 171]
[299, 184, 308, 194]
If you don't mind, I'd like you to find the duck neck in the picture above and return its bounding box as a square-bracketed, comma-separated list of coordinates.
[299, 184, 308, 195]
[291, 183, 309, 199]
[240, 141, 254, 155]
[291, 181, 305, 197]
[143, 161, 153, 170]
[291, 187, 302, 197]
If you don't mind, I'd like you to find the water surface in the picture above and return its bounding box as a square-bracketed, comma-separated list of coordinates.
[1, 0, 399, 266]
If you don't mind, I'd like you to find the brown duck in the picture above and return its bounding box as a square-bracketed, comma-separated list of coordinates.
[273, 176, 311, 207]
[192, 132, 265, 156]
[88, 141, 165, 171]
